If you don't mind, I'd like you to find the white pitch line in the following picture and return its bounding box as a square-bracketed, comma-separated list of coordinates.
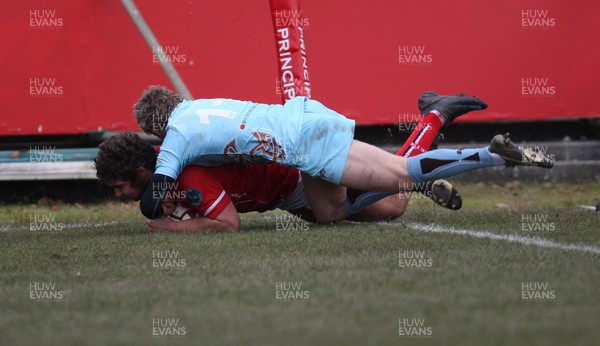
[402, 222, 600, 255]
[577, 205, 597, 211]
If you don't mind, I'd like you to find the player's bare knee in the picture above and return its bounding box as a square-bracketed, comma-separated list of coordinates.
[383, 201, 407, 219]
[311, 206, 346, 224]
[387, 207, 405, 219]
[364, 196, 407, 220]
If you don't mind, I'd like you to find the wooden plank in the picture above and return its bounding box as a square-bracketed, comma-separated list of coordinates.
[0, 162, 97, 181]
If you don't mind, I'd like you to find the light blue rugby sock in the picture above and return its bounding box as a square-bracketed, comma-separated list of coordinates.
[345, 191, 395, 215]
[407, 147, 505, 183]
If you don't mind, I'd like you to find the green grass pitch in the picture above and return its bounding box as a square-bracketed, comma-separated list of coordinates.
[1, 182, 599, 345]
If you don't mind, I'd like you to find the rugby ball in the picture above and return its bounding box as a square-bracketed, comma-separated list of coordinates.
[168, 205, 199, 221]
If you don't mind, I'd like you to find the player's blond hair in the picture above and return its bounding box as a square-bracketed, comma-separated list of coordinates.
[134, 85, 183, 135]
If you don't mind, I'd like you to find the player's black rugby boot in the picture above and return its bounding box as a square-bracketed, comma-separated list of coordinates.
[430, 179, 462, 210]
[489, 133, 555, 168]
[418, 91, 488, 126]
[413, 179, 462, 210]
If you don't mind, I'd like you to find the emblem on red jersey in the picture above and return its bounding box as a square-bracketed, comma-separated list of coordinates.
[185, 188, 203, 206]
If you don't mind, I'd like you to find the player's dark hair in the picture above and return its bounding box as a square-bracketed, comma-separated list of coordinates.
[134, 85, 183, 134]
[94, 132, 157, 185]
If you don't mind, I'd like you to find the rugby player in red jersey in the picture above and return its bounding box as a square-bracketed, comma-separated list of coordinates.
[96, 127, 554, 232]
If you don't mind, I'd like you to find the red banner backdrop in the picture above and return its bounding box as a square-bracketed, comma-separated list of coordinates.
[0, 0, 598, 136]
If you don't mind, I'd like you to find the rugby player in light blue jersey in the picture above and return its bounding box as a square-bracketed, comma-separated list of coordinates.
[134, 86, 554, 222]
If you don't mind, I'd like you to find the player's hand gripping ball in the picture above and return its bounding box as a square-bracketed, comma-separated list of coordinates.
[168, 204, 198, 221]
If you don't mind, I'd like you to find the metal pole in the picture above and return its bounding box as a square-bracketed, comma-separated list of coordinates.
[120, 0, 193, 99]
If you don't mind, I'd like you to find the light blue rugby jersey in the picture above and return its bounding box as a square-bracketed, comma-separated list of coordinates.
[155, 97, 305, 180]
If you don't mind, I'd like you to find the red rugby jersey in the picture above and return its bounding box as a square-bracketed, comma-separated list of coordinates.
[174, 163, 299, 219]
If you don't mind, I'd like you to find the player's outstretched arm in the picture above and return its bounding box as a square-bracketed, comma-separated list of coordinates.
[140, 173, 175, 219]
[146, 202, 241, 233]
